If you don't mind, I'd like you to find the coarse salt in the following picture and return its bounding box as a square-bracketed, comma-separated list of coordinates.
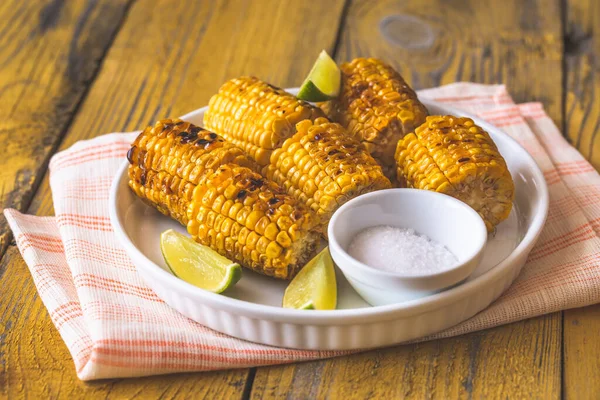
[348, 225, 457, 274]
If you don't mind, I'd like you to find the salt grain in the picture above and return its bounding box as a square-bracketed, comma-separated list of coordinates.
[348, 225, 457, 274]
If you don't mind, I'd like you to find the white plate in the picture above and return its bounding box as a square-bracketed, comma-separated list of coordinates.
[109, 92, 548, 350]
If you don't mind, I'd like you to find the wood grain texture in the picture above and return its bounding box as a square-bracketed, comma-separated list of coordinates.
[0, 0, 347, 396]
[252, 0, 565, 398]
[563, 3, 600, 397]
[52, 0, 347, 143]
[564, 0, 600, 169]
[335, 0, 563, 123]
[0, 0, 132, 258]
[252, 315, 561, 399]
[0, 248, 249, 399]
[563, 304, 600, 400]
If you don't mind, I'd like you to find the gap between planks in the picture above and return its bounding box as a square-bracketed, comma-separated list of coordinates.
[0, 0, 137, 266]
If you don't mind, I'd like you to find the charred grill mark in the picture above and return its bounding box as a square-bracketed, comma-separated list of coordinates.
[458, 157, 470, 163]
[314, 134, 322, 140]
[353, 82, 368, 95]
[236, 189, 247, 199]
[268, 197, 279, 205]
[178, 126, 200, 143]
[238, 177, 250, 188]
[179, 132, 196, 144]
[265, 83, 279, 90]
[175, 125, 215, 146]
[363, 91, 384, 108]
[347, 81, 369, 103]
[127, 146, 136, 164]
[249, 177, 264, 190]
[209, 133, 218, 139]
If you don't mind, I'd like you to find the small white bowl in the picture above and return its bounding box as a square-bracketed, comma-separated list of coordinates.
[328, 189, 488, 305]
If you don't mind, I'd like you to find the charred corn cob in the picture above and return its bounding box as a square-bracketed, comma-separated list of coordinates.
[127, 119, 258, 224]
[204, 76, 326, 165]
[264, 117, 392, 234]
[128, 166, 196, 224]
[320, 58, 428, 179]
[395, 116, 515, 231]
[187, 164, 320, 279]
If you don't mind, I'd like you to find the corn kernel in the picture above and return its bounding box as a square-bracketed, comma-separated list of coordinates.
[395, 115, 514, 231]
[319, 58, 428, 178]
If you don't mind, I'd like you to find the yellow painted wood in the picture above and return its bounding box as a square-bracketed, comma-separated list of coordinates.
[7, 0, 598, 397]
[0, 0, 131, 256]
[0, 0, 346, 397]
[564, 0, 600, 169]
[251, 315, 562, 399]
[252, 0, 564, 398]
[563, 305, 600, 399]
[563, 1, 600, 398]
[0, 245, 249, 399]
[52, 0, 346, 142]
[335, 0, 563, 125]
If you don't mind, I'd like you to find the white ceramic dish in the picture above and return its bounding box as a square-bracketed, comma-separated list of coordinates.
[328, 189, 487, 305]
[109, 91, 548, 350]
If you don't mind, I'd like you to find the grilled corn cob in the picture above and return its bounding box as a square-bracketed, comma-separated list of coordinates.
[187, 164, 320, 279]
[127, 119, 258, 224]
[264, 117, 392, 234]
[128, 166, 196, 224]
[395, 116, 515, 231]
[320, 58, 428, 179]
[204, 76, 326, 165]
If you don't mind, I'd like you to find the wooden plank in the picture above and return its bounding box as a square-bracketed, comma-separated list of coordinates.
[563, 1, 600, 398]
[335, 0, 563, 125]
[0, 0, 132, 257]
[0, 0, 347, 396]
[253, 0, 564, 398]
[564, 0, 600, 169]
[42, 0, 347, 144]
[563, 305, 600, 399]
[0, 247, 250, 399]
[251, 315, 561, 399]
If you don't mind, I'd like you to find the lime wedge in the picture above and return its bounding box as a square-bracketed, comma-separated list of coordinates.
[160, 229, 241, 293]
[297, 50, 341, 102]
[283, 247, 337, 310]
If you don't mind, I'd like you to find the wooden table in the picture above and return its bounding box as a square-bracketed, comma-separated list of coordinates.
[1, 0, 599, 398]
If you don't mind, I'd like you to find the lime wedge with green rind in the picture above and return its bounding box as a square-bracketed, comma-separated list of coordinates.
[282, 247, 337, 310]
[160, 229, 242, 293]
[297, 50, 341, 102]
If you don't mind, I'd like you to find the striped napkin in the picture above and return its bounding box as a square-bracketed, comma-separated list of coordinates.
[6, 83, 600, 380]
